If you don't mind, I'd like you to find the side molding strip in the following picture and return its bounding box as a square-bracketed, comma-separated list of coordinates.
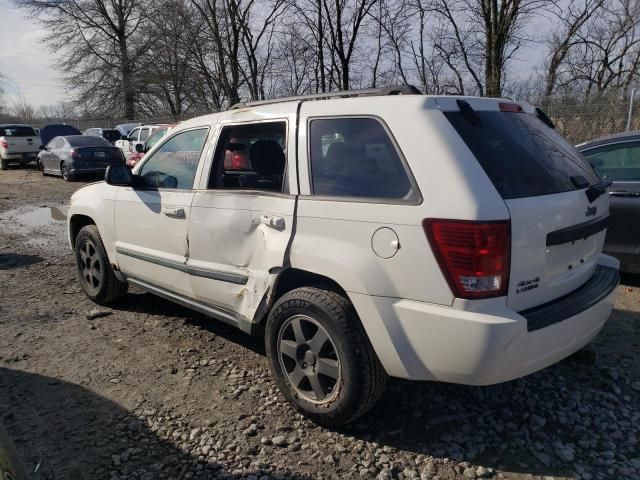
[116, 246, 249, 285]
[126, 277, 254, 334]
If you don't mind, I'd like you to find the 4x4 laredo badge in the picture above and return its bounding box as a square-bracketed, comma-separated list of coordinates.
[516, 277, 540, 294]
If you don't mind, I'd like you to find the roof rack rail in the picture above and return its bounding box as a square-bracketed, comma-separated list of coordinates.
[230, 84, 422, 110]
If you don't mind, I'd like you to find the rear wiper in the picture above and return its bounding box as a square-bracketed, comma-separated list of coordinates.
[586, 180, 612, 203]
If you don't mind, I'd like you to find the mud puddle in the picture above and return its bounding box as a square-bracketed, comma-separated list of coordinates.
[0, 205, 68, 249]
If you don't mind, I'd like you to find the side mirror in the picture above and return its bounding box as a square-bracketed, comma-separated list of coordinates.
[105, 165, 134, 186]
[135, 143, 144, 153]
[39, 145, 46, 150]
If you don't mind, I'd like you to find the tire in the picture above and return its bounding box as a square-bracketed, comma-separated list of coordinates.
[74, 225, 128, 305]
[266, 287, 386, 427]
[0, 157, 7, 170]
[61, 163, 74, 181]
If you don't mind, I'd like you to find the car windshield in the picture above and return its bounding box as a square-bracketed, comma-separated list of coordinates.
[0, 126, 37, 137]
[67, 136, 112, 147]
[146, 128, 168, 149]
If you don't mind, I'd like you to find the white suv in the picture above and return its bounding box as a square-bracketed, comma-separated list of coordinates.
[67, 87, 619, 426]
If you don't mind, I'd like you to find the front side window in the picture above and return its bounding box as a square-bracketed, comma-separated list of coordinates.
[139, 128, 150, 142]
[582, 142, 640, 182]
[138, 128, 209, 189]
[129, 128, 140, 141]
[309, 118, 413, 199]
[209, 121, 287, 192]
[48, 137, 64, 150]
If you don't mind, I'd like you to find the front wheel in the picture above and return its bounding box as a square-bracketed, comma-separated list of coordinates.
[266, 287, 386, 427]
[74, 225, 128, 304]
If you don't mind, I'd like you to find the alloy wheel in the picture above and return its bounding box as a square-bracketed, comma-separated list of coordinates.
[277, 314, 341, 403]
[78, 239, 103, 295]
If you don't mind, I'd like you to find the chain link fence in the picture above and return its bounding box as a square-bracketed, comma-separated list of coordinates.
[536, 91, 638, 145]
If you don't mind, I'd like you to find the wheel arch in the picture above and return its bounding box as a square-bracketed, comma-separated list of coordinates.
[252, 268, 350, 330]
[69, 214, 96, 249]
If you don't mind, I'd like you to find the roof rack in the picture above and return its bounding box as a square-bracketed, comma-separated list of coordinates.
[230, 84, 422, 110]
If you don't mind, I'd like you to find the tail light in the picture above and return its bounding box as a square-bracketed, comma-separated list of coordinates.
[423, 219, 510, 299]
[0, 140, 8, 149]
[70, 150, 81, 160]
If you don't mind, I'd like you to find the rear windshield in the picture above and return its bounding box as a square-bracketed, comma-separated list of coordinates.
[0, 126, 37, 137]
[102, 130, 122, 142]
[444, 111, 600, 199]
[67, 136, 112, 147]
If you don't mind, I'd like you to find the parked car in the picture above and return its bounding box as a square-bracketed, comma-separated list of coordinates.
[83, 127, 123, 145]
[0, 124, 39, 170]
[115, 124, 165, 159]
[577, 131, 640, 272]
[38, 135, 125, 181]
[67, 86, 619, 426]
[126, 125, 174, 168]
[39, 123, 82, 146]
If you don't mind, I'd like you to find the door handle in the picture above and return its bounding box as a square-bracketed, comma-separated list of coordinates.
[260, 215, 285, 230]
[162, 206, 186, 219]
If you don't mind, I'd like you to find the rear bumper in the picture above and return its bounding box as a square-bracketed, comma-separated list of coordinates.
[3, 152, 37, 161]
[350, 254, 619, 385]
[68, 167, 108, 175]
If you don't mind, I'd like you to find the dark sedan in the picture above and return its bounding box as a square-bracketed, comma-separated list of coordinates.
[577, 131, 640, 272]
[38, 135, 125, 181]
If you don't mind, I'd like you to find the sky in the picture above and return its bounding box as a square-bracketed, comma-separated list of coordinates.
[0, 0, 66, 108]
[0, 0, 548, 110]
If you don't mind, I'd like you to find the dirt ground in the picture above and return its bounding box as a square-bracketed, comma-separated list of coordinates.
[0, 166, 638, 480]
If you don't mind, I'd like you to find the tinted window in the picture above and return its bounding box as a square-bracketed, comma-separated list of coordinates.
[0, 126, 37, 137]
[139, 128, 209, 189]
[209, 122, 287, 192]
[67, 136, 112, 147]
[445, 111, 600, 199]
[309, 118, 412, 199]
[582, 142, 640, 181]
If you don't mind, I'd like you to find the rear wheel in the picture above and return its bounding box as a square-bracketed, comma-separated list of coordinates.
[61, 163, 73, 181]
[74, 225, 128, 304]
[0, 157, 7, 170]
[266, 287, 386, 427]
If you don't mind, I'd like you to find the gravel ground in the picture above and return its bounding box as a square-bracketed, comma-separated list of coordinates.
[0, 166, 639, 480]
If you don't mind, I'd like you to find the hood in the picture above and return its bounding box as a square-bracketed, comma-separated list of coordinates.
[40, 124, 81, 145]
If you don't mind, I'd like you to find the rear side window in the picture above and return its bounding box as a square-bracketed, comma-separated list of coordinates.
[445, 111, 600, 199]
[139, 128, 209, 189]
[0, 126, 37, 137]
[309, 118, 413, 200]
[582, 142, 640, 181]
[102, 130, 122, 142]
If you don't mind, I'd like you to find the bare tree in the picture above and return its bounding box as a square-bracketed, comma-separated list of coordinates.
[543, 0, 605, 96]
[322, 0, 379, 89]
[10, 90, 37, 123]
[13, 0, 150, 118]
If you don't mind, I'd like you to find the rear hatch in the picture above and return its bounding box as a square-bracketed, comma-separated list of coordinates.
[0, 126, 38, 154]
[440, 98, 608, 311]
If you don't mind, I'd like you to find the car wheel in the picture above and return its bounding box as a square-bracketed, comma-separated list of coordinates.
[266, 287, 387, 427]
[61, 163, 73, 181]
[0, 157, 7, 170]
[74, 225, 128, 305]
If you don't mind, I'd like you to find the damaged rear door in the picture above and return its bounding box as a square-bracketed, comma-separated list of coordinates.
[187, 106, 298, 326]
